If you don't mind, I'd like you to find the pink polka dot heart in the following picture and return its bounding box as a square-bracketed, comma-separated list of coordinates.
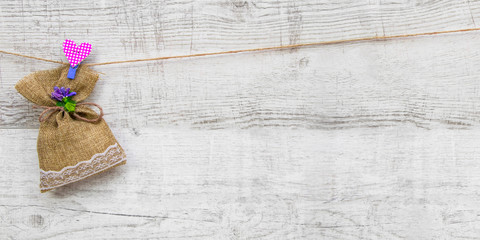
[63, 39, 92, 67]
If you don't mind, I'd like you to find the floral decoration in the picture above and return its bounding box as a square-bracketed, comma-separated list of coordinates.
[51, 86, 77, 112]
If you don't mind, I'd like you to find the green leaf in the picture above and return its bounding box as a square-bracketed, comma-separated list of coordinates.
[64, 102, 76, 112]
[63, 96, 76, 104]
[56, 101, 65, 107]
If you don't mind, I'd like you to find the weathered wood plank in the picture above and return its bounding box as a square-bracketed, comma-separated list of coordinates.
[2, 127, 480, 239]
[4, 33, 480, 129]
[2, 0, 480, 239]
[1, 0, 479, 58]
[2, 1, 480, 129]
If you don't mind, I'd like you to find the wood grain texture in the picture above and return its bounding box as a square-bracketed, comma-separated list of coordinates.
[3, 127, 480, 239]
[2, 0, 480, 239]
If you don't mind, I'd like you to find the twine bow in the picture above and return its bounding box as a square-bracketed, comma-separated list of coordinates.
[33, 102, 104, 123]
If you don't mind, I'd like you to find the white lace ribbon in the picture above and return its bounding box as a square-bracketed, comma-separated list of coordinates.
[40, 143, 126, 191]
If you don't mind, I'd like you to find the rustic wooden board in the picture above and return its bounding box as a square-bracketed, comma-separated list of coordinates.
[2, 0, 480, 239]
[3, 127, 480, 239]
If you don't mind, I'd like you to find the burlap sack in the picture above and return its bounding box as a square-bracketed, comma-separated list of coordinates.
[15, 65, 126, 192]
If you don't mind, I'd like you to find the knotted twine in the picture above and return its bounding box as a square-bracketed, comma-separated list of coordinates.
[33, 102, 104, 123]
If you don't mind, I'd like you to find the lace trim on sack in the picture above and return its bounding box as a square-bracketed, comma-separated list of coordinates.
[40, 143, 126, 191]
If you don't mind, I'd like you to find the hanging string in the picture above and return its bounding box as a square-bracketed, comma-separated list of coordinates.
[0, 50, 68, 65]
[2, 27, 480, 67]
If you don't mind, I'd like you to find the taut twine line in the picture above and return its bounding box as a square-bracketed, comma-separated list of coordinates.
[0, 50, 68, 65]
[2, 27, 480, 66]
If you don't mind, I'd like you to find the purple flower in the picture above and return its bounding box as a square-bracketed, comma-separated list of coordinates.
[51, 86, 76, 101]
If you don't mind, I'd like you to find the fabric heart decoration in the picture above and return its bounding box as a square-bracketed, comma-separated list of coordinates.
[63, 39, 92, 67]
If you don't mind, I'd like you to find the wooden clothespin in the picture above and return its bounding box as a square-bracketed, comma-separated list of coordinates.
[67, 65, 78, 79]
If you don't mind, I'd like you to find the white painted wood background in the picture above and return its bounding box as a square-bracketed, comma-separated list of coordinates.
[2, 0, 480, 239]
